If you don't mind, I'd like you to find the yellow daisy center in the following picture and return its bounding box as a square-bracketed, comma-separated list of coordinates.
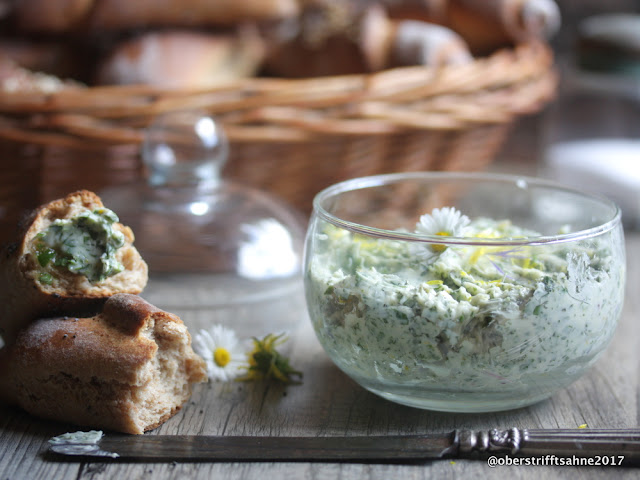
[213, 347, 231, 367]
[431, 231, 450, 253]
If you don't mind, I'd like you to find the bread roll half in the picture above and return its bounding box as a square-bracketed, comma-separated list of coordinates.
[0, 294, 207, 434]
[95, 29, 266, 88]
[0, 190, 148, 344]
[12, 0, 300, 32]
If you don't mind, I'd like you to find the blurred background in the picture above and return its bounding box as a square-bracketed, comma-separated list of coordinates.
[553, 0, 639, 53]
[495, 0, 640, 229]
[0, 0, 638, 241]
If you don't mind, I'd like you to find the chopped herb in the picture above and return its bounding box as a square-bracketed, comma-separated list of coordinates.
[36, 247, 55, 267]
[39, 272, 53, 284]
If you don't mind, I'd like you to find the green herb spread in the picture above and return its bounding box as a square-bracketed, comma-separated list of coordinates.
[35, 208, 126, 283]
[305, 216, 625, 397]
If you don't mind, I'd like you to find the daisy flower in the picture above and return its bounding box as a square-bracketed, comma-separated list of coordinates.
[238, 333, 302, 385]
[413, 207, 470, 261]
[193, 325, 248, 382]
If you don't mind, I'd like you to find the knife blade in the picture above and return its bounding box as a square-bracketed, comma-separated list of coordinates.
[48, 428, 640, 464]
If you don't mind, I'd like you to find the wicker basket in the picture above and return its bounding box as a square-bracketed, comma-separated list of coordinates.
[0, 41, 556, 243]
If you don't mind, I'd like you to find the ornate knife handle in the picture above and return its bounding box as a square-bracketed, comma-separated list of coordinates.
[458, 428, 525, 455]
[456, 428, 640, 460]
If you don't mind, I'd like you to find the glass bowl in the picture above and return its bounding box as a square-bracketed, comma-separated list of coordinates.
[303, 172, 626, 412]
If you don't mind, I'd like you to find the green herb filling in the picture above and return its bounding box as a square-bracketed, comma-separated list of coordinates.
[35, 208, 126, 283]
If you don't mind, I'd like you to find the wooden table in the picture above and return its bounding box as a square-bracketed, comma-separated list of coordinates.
[1, 124, 639, 479]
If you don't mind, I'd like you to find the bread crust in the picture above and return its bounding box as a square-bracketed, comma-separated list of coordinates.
[12, 0, 300, 33]
[0, 294, 207, 434]
[13, 0, 93, 33]
[0, 190, 148, 344]
[95, 29, 266, 88]
[91, 0, 300, 30]
[263, 2, 393, 77]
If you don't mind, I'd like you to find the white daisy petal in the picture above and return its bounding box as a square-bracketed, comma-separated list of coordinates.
[416, 207, 470, 237]
[193, 325, 248, 382]
[413, 207, 470, 263]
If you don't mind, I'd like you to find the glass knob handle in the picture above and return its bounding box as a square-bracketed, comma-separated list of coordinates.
[142, 110, 229, 187]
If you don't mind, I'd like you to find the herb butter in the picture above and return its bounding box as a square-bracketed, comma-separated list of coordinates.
[35, 208, 125, 283]
[305, 214, 625, 409]
[49, 430, 104, 446]
[49, 430, 119, 458]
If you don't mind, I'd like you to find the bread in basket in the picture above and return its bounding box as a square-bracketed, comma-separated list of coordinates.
[0, 0, 559, 245]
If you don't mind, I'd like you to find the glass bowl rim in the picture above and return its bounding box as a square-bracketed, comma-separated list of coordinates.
[312, 172, 622, 247]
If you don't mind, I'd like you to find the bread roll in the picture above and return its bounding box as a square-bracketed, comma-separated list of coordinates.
[0, 190, 147, 344]
[89, 0, 300, 30]
[441, 1, 516, 54]
[389, 19, 472, 67]
[263, 1, 471, 77]
[459, 0, 561, 40]
[12, 0, 93, 33]
[0, 294, 207, 434]
[11, 0, 300, 33]
[449, 0, 560, 52]
[378, 0, 448, 22]
[0, 57, 82, 93]
[95, 28, 266, 88]
[383, 0, 561, 54]
[0, 39, 82, 79]
[263, 2, 394, 77]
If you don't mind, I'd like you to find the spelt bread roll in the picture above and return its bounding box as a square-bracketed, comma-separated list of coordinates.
[263, 1, 470, 77]
[455, 0, 560, 41]
[0, 56, 82, 93]
[447, 0, 560, 53]
[263, 2, 393, 77]
[12, 0, 93, 33]
[11, 0, 300, 33]
[0, 39, 83, 79]
[0, 190, 147, 344]
[95, 28, 266, 88]
[0, 294, 207, 434]
[383, 0, 560, 54]
[89, 0, 300, 30]
[388, 19, 472, 67]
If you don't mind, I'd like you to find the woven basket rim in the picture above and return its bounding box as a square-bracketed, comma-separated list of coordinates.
[0, 41, 556, 148]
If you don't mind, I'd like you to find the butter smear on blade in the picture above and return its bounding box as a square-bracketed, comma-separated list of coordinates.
[49, 430, 119, 458]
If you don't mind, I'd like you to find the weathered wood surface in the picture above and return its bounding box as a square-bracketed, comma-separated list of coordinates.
[1, 232, 638, 479]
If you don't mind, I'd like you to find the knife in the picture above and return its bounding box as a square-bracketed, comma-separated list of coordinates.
[48, 428, 640, 464]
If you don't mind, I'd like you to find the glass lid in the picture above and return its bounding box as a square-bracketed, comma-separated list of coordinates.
[101, 111, 306, 334]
